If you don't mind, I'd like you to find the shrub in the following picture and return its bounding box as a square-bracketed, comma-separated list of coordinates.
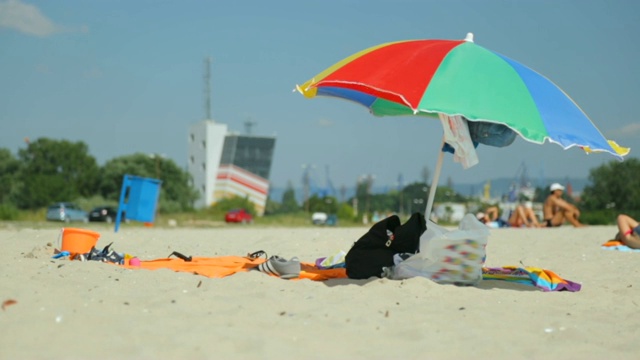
[0, 203, 19, 220]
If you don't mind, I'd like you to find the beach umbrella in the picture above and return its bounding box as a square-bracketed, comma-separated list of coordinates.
[295, 33, 629, 217]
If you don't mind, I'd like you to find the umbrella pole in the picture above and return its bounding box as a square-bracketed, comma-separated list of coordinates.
[425, 136, 445, 220]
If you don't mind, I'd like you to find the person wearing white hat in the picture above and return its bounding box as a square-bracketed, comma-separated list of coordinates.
[543, 183, 585, 227]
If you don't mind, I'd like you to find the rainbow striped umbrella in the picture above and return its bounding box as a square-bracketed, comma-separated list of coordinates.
[295, 33, 628, 216]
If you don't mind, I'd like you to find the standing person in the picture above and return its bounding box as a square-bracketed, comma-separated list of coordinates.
[615, 214, 640, 249]
[543, 183, 585, 227]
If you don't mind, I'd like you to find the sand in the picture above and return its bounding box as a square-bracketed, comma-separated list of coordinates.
[1, 222, 639, 359]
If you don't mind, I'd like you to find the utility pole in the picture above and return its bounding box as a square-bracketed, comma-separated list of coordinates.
[204, 57, 212, 120]
[302, 164, 311, 213]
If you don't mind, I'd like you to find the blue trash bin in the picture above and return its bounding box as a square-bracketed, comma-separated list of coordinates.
[115, 175, 162, 232]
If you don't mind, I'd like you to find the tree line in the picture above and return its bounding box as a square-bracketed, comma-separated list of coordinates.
[0, 138, 198, 214]
[1, 137, 638, 225]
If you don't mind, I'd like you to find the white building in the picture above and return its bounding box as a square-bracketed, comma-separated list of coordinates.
[188, 120, 228, 209]
[187, 119, 275, 215]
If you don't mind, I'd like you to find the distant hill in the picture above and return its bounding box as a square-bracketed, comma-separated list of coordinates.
[267, 177, 591, 204]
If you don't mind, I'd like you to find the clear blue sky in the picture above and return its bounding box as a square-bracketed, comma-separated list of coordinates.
[1, 0, 638, 192]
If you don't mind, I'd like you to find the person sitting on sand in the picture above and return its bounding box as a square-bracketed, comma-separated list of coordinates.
[478, 204, 541, 228]
[543, 183, 585, 227]
[476, 206, 508, 228]
[508, 202, 542, 228]
[615, 214, 640, 249]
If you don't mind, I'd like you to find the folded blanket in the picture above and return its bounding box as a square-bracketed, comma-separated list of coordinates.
[482, 266, 581, 292]
[601, 239, 640, 252]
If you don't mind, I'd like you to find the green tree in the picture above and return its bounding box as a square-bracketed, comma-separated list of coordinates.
[263, 196, 281, 215]
[279, 181, 300, 213]
[99, 153, 198, 212]
[15, 138, 99, 209]
[336, 202, 356, 221]
[369, 191, 398, 214]
[305, 195, 338, 214]
[401, 182, 467, 214]
[402, 182, 429, 213]
[582, 158, 640, 213]
[354, 175, 375, 215]
[0, 148, 20, 204]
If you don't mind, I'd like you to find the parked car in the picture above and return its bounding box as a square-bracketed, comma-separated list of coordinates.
[46, 202, 89, 223]
[89, 206, 124, 223]
[312, 212, 338, 226]
[225, 209, 253, 224]
[312, 212, 328, 225]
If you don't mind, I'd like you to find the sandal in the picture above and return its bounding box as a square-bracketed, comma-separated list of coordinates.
[256, 255, 301, 279]
[168, 251, 192, 262]
[246, 250, 268, 259]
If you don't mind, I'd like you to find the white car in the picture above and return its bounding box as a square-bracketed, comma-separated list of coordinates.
[311, 212, 328, 225]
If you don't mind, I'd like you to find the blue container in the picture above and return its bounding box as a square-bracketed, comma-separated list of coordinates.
[115, 175, 162, 232]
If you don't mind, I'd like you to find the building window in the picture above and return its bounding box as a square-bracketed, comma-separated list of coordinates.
[201, 140, 206, 149]
[201, 162, 206, 171]
[190, 134, 195, 142]
[190, 156, 194, 164]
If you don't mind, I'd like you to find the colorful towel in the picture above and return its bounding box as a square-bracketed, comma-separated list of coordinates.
[315, 250, 347, 269]
[482, 266, 581, 292]
[601, 239, 640, 252]
[119, 255, 579, 291]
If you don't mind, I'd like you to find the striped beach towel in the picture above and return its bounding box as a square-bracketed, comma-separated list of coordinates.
[482, 266, 581, 292]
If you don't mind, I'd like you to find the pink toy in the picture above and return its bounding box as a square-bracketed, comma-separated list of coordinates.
[129, 257, 141, 266]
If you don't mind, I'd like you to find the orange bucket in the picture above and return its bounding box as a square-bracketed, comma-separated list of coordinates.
[60, 228, 101, 256]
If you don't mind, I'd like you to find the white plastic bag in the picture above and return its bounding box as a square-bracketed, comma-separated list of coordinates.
[391, 213, 490, 285]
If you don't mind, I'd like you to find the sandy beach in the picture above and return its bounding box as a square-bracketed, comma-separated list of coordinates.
[1, 222, 639, 359]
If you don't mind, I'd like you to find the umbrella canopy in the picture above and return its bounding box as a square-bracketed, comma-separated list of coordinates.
[297, 33, 628, 158]
[295, 33, 629, 217]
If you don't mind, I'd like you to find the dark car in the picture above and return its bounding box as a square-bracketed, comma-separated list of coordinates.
[225, 209, 253, 224]
[89, 206, 124, 223]
[46, 202, 89, 223]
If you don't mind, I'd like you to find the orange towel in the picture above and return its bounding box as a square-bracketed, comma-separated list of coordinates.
[121, 256, 347, 281]
[602, 239, 624, 247]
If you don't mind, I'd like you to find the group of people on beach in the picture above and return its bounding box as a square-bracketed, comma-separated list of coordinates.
[476, 183, 640, 249]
